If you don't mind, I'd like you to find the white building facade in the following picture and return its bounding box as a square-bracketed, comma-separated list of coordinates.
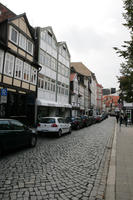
[36, 27, 71, 119]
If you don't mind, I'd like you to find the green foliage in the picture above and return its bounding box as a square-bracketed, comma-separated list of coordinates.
[114, 0, 133, 102]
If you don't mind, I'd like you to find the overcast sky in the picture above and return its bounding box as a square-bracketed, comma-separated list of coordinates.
[1, 0, 130, 89]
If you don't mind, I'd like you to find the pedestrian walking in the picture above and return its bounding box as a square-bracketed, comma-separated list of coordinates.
[119, 114, 123, 126]
[116, 113, 119, 123]
[124, 113, 128, 127]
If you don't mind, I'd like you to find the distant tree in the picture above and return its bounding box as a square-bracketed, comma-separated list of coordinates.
[114, 0, 133, 102]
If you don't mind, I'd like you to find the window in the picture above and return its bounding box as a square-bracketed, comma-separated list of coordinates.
[38, 77, 44, 89]
[51, 58, 56, 70]
[0, 49, 4, 73]
[44, 81, 47, 90]
[27, 40, 33, 55]
[0, 120, 10, 130]
[19, 33, 26, 50]
[4, 53, 15, 76]
[58, 118, 64, 123]
[10, 26, 18, 45]
[48, 31, 52, 45]
[23, 62, 30, 82]
[30, 67, 37, 85]
[10, 120, 24, 130]
[15, 58, 23, 79]
[40, 118, 55, 123]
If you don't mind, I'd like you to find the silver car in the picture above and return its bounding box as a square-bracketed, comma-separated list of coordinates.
[37, 117, 71, 137]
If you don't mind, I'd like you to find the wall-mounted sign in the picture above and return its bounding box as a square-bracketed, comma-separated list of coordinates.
[0, 89, 7, 103]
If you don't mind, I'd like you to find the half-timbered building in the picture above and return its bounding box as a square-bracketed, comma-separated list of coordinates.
[0, 9, 39, 126]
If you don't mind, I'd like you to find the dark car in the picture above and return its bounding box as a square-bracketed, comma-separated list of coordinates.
[88, 116, 96, 125]
[66, 117, 83, 130]
[80, 115, 90, 127]
[0, 119, 37, 156]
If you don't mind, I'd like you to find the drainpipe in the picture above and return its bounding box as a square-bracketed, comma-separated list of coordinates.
[56, 45, 59, 102]
[34, 27, 42, 126]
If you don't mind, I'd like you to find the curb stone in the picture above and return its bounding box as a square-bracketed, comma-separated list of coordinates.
[89, 124, 115, 200]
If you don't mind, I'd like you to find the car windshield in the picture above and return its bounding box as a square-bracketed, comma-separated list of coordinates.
[71, 118, 76, 121]
[40, 118, 55, 123]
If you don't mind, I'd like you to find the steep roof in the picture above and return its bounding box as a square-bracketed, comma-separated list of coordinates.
[39, 26, 58, 44]
[71, 62, 91, 77]
[5, 13, 35, 39]
[58, 41, 71, 58]
[0, 3, 16, 23]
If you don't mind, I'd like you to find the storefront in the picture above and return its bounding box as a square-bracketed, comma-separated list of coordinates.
[37, 99, 71, 121]
[123, 101, 133, 124]
[0, 87, 36, 126]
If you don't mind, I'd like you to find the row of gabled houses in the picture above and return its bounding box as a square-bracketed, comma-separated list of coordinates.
[0, 3, 103, 126]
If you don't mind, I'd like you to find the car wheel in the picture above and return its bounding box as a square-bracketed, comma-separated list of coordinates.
[58, 129, 62, 137]
[29, 136, 37, 147]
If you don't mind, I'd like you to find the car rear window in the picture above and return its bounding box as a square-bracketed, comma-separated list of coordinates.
[0, 120, 10, 130]
[40, 118, 55, 123]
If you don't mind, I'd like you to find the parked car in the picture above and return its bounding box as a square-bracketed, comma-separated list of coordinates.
[94, 115, 102, 123]
[101, 112, 108, 120]
[88, 116, 96, 125]
[66, 117, 84, 130]
[0, 119, 37, 156]
[37, 117, 71, 137]
[80, 115, 90, 127]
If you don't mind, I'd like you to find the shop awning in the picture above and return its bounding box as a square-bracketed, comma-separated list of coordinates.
[37, 99, 72, 108]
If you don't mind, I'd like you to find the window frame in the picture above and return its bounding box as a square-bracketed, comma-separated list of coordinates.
[4, 53, 15, 77]
[23, 62, 31, 82]
[9, 26, 19, 45]
[14, 58, 23, 80]
[27, 40, 33, 55]
[30, 67, 37, 85]
[19, 33, 27, 50]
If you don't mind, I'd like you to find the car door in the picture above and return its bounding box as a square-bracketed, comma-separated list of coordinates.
[64, 118, 70, 132]
[0, 120, 14, 149]
[58, 118, 65, 133]
[10, 120, 27, 147]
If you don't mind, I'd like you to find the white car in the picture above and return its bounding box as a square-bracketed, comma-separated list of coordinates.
[37, 117, 71, 137]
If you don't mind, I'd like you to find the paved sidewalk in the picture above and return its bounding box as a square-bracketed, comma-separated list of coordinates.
[105, 123, 133, 200]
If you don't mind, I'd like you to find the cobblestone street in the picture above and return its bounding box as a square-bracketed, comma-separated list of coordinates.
[0, 117, 115, 200]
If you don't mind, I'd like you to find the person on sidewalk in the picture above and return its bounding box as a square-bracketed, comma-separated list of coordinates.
[119, 114, 123, 126]
[124, 113, 128, 127]
[116, 113, 119, 123]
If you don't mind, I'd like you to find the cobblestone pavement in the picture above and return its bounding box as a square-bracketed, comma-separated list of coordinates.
[0, 117, 115, 200]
